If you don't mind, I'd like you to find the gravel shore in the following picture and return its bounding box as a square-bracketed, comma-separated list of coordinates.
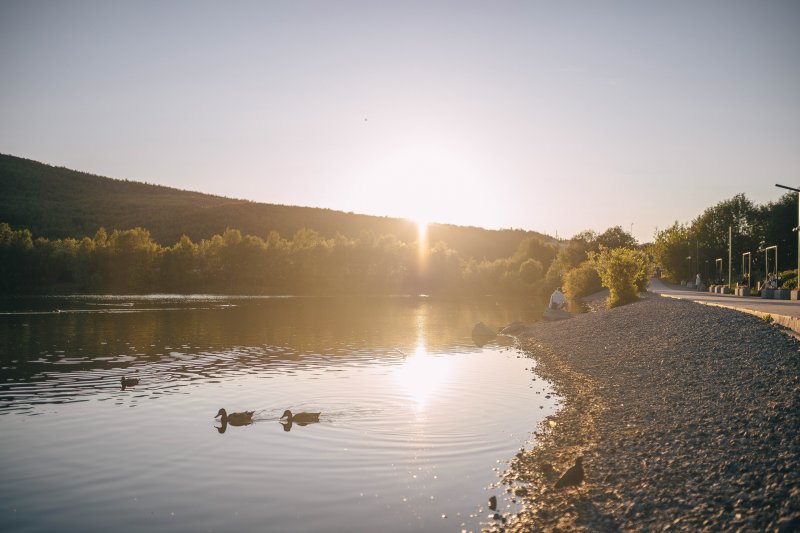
[491, 294, 800, 532]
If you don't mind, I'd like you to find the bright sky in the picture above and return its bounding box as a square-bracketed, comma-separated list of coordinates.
[1, 1, 798, 242]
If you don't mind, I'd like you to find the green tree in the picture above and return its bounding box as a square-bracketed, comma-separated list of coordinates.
[755, 192, 796, 280]
[162, 235, 198, 292]
[0, 223, 34, 291]
[596, 226, 637, 250]
[651, 222, 692, 282]
[690, 193, 759, 283]
[104, 228, 161, 292]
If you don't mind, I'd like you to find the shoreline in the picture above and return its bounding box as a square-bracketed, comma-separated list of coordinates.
[490, 294, 800, 531]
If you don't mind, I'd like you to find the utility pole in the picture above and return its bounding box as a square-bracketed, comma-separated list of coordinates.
[728, 226, 732, 289]
[775, 184, 800, 289]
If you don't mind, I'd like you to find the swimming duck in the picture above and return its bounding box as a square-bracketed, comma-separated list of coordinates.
[280, 409, 320, 425]
[215, 408, 255, 426]
[120, 376, 139, 388]
[554, 457, 584, 489]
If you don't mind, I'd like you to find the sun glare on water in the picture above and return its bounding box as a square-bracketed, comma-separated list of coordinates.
[395, 343, 453, 410]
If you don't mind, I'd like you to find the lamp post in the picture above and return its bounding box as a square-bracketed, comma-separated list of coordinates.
[775, 183, 799, 289]
[728, 226, 732, 289]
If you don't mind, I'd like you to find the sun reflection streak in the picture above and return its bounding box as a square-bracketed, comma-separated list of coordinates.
[395, 337, 452, 411]
[416, 219, 429, 276]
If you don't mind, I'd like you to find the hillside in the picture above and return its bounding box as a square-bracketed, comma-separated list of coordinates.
[0, 153, 552, 259]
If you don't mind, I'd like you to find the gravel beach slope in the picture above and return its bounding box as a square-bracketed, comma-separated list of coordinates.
[494, 295, 800, 532]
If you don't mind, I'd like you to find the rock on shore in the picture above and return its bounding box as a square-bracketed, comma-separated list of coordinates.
[492, 295, 800, 532]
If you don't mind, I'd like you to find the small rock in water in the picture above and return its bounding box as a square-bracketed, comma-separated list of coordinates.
[488, 495, 497, 510]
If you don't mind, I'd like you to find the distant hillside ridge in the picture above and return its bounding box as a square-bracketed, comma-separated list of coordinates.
[0, 153, 553, 260]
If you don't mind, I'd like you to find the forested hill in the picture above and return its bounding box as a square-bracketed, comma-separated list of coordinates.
[0, 153, 551, 260]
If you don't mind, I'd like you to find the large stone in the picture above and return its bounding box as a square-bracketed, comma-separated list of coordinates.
[472, 321, 497, 347]
[774, 289, 791, 300]
[735, 287, 750, 297]
[500, 322, 526, 335]
[721, 286, 732, 294]
[542, 308, 572, 321]
[761, 288, 775, 299]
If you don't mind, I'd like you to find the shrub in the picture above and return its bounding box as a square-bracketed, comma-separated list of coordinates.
[779, 269, 797, 290]
[562, 261, 602, 300]
[590, 247, 651, 308]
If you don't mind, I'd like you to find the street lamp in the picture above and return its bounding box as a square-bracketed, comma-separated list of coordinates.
[775, 183, 799, 289]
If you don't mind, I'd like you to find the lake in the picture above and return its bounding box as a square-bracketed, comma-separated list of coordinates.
[0, 295, 559, 533]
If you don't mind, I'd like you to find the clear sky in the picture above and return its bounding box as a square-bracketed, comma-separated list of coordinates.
[1, 1, 798, 242]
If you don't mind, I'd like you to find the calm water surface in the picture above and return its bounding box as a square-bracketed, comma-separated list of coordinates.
[0, 296, 559, 533]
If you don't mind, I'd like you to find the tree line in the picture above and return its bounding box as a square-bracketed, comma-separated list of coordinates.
[650, 193, 797, 288]
[1, 219, 653, 303]
[0, 222, 562, 297]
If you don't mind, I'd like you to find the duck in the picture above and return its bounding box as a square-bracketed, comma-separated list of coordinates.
[554, 457, 584, 489]
[120, 376, 139, 388]
[280, 409, 320, 425]
[215, 408, 255, 426]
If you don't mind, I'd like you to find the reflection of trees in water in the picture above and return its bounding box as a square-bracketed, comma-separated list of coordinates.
[0, 296, 536, 410]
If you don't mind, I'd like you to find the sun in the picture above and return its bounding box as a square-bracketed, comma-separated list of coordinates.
[416, 218, 428, 243]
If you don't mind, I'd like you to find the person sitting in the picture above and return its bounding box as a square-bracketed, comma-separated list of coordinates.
[768, 273, 778, 289]
[549, 287, 567, 310]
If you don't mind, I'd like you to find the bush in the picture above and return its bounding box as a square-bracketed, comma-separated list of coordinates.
[563, 262, 602, 300]
[590, 247, 651, 308]
[779, 269, 797, 290]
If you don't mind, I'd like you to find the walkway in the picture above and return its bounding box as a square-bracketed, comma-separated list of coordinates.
[648, 277, 800, 332]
